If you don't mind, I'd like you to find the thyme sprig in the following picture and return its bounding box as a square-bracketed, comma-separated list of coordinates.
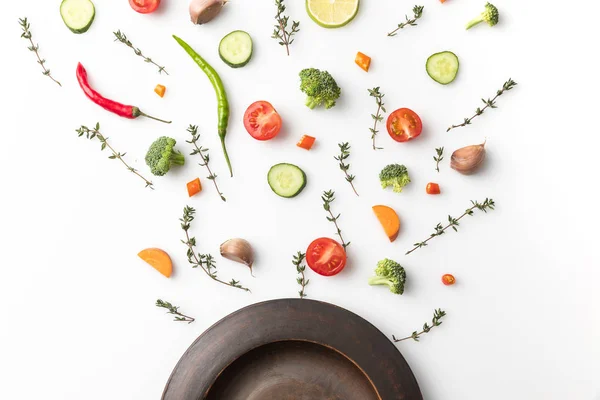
[322, 190, 350, 251]
[447, 79, 517, 132]
[393, 309, 445, 342]
[272, 0, 300, 56]
[113, 30, 168, 75]
[156, 299, 195, 324]
[76, 123, 154, 189]
[387, 5, 424, 37]
[293, 252, 309, 299]
[406, 198, 495, 255]
[368, 87, 386, 150]
[434, 147, 444, 173]
[335, 142, 359, 196]
[19, 18, 61, 86]
[186, 125, 226, 202]
[181, 206, 250, 292]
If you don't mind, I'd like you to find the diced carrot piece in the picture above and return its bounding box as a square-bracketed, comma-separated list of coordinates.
[138, 248, 173, 278]
[440, 0, 446, 3]
[154, 84, 166, 98]
[297, 135, 316, 150]
[355, 52, 371, 72]
[372, 205, 401, 242]
[187, 178, 202, 197]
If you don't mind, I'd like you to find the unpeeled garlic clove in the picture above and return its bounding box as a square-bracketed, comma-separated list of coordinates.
[189, 0, 227, 25]
[451, 142, 486, 175]
[220, 238, 254, 276]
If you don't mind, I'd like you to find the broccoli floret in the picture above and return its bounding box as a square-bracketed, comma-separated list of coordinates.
[379, 164, 411, 193]
[299, 68, 341, 109]
[368, 259, 406, 295]
[145, 136, 185, 176]
[466, 2, 499, 30]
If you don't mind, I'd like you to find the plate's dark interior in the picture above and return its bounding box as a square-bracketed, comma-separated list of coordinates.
[205, 341, 379, 400]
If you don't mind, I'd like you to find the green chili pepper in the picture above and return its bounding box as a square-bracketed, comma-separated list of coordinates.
[173, 35, 233, 177]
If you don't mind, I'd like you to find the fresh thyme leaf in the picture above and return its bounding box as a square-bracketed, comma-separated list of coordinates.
[392, 309, 445, 342]
[322, 190, 350, 251]
[186, 125, 226, 201]
[387, 5, 424, 37]
[156, 299, 195, 324]
[114, 30, 168, 75]
[447, 79, 517, 132]
[76, 123, 154, 189]
[434, 147, 444, 172]
[406, 198, 495, 255]
[19, 17, 61, 86]
[368, 87, 385, 150]
[293, 251, 309, 298]
[334, 142, 359, 196]
[271, 0, 300, 56]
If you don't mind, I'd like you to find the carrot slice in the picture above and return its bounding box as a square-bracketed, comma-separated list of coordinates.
[138, 248, 173, 278]
[187, 178, 202, 197]
[154, 84, 166, 98]
[355, 52, 371, 72]
[297, 135, 316, 150]
[372, 205, 401, 242]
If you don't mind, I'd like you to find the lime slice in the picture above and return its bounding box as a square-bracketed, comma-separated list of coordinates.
[306, 0, 360, 28]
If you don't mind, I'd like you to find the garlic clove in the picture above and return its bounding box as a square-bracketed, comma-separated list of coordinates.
[189, 0, 227, 25]
[220, 238, 254, 276]
[451, 142, 486, 175]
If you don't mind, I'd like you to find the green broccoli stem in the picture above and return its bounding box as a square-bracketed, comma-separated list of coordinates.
[305, 97, 319, 110]
[170, 152, 185, 165]
[465, 17, 484, 30]
[368, 276, 393, 288]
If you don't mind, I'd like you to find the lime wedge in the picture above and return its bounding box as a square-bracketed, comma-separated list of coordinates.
[306, 0, 360, 28]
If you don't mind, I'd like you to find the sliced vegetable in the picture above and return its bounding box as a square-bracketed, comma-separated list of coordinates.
[60, 0, 95, 34]
[187, 178, 202, 197]
[154, 84, 166, 98]
[297, 135, 316, 150]
[129, 0, 160, 14]
[372, 205, 400, 242]
[355, 52, 371, 72]
[306, 0, 360, 28]
[426, 182, 440, 195]
[306, 237, 347, 276]
[219, 30, 253, 68]
[267, 163, 307, 198]
[138, 248, 173, 278]
[442, 274, 456, 285]
[426, 51, 459, 85]
[190, 0, 227, 25]
[387, 108, 422, 142]
[243, 101, 282, 141]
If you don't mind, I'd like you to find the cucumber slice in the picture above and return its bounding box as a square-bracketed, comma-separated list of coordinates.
[268, 163, 307, 198]
[219, 31, 253, 68]
[60, 0, 95, 34]
[426, 51, 459, 85]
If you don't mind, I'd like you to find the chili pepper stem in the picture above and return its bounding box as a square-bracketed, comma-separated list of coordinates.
[220, 137, 233, 177]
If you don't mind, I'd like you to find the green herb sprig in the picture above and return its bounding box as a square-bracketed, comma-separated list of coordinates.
[114, 30, 168, 75]
[393, 309, 445, 342]
[19, 18, 61, 86]
[434, 147, 444, 172]
[368, 87, 386, 150]
[406, 198, 495, 255]
[447, 79, 517, 132]
[293, 251, 309, 298]
[322, 190, 350, 251]
[181, 206, 250, 292]
[387, 5, 424, 37]
[156, 299, 195, 324]
[272, 0, 300, 56]
[335, 142, 359, 196]
[187, 125, 226, 202]
[76, 123, 154, 189]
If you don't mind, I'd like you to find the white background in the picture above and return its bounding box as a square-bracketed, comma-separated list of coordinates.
[1, 0, 599, 399]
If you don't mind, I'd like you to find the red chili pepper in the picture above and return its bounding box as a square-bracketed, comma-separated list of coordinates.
[76, 63, 171, 124]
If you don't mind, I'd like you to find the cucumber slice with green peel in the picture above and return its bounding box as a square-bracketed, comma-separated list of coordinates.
[219, 31, 253, 68]
[268, 163, 307, 198]
[60, 0, 95, 34]
[426, 51, 459, 85]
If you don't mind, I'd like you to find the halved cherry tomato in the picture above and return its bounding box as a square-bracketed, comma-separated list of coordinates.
[129, 0, 161, 14]
[426, 182, 441, 195]
[243, 101, 282, 141]
[442, 274, 456, 286]
[386, 108, 423, 142]
[306, 238, 347, 276]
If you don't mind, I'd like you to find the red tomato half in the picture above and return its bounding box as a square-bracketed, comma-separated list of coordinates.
[306, 238, 347, 276]
[243, 101, 282, 141]
[129, 0, 161, 14]
[386, 108, 423, 142]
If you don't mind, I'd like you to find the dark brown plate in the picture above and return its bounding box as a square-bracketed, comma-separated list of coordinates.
[162, 299, 423, 400]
